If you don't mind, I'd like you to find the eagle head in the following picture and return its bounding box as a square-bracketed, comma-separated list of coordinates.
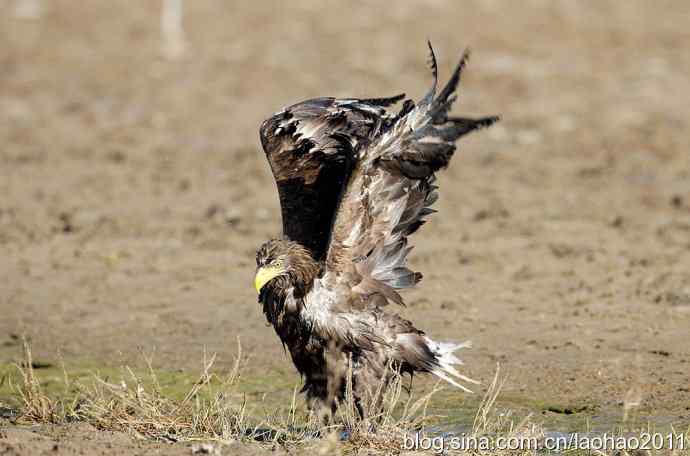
[254, 239, 319, 298]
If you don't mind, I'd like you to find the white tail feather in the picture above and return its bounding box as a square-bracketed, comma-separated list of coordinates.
[424, 336, 479, 392]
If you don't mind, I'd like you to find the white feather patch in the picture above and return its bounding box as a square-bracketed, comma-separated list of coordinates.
[424, 336, 479, 392]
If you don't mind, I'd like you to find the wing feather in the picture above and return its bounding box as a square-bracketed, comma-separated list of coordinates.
[323, 45, 499, 307]
[259, 96, 403, 259]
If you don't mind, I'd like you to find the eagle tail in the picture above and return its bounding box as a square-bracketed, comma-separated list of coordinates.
[395, 333, 478, 392]
[424, 337, 479, 393]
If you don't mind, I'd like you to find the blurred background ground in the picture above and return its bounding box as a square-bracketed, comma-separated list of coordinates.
[1, 0, 689, 453]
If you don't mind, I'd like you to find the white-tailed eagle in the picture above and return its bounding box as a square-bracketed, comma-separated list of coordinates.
[254, 43, 497, 416]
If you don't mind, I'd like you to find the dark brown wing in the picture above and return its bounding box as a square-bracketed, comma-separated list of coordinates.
[259, 95, 404, 260]
[323, 44, 499, 306]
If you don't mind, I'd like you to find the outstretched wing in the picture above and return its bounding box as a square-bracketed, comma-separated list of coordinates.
[322, 43, 499, 307]
[259, 95, 404, 260]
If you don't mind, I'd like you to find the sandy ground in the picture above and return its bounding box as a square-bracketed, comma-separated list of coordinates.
[1, 0, 690, 453]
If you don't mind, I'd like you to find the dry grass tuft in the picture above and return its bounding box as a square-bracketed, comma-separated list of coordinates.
[72, 342, 246, 442]
[11, 337, 69, 423]
[467, 365, 543, 455]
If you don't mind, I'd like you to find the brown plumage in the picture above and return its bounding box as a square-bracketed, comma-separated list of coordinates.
[255, 43, 498, 417]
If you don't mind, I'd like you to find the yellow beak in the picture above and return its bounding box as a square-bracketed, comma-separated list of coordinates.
[254, 265, 283, 293]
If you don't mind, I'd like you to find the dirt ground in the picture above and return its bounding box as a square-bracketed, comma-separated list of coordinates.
[1, 0, 690, 454]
